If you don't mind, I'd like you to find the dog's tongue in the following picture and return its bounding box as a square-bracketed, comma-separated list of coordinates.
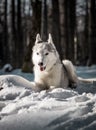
[40, 66, 46, 71]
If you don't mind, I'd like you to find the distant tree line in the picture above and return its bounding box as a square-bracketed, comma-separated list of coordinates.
[0, 0, 96, 72]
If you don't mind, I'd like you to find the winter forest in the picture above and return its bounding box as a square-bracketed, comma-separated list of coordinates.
[1, 1, 96, 130]
[0, 0, 96, 71]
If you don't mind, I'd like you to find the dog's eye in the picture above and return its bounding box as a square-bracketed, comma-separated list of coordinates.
[45, 53, 49, 56]
[37, 52, 39, 55]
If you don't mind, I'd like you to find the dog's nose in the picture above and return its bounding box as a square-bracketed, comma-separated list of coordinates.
[38, 62, 43, 66]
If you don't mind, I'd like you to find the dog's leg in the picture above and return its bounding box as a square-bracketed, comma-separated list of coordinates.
[62, 60, 96, 86]
[62, 60, 78, 88]
[0, 75, 41, 92]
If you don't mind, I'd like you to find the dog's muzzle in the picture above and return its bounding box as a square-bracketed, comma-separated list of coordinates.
[38, 62, 46, 71]
[40, 66, 46, 71]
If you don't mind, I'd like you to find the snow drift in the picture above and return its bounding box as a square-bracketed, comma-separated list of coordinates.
[0, 66, 96, 130]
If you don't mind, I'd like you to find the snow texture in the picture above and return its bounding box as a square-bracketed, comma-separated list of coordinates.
[0, 66, 96, 130]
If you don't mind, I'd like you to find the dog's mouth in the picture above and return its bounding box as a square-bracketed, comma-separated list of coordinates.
[40, 66, 46, 71]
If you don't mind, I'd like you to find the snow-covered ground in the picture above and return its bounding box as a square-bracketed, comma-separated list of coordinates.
[0, 65, 96, 130]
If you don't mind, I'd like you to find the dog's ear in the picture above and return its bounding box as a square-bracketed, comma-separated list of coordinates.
[48, 33, 56, 50]
[48, 33, 53, 43]
[35, 33, 42, 44]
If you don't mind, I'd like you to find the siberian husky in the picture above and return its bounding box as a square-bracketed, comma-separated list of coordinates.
[0, 34, 95, 92]
[32, 34, 94, 91]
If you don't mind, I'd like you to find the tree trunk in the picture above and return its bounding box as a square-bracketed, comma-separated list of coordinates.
[83, 1, 89, 65]
[59, 0, 76, 63]
[17, 0, 24, 67]
[52, 0, 62, 60]
[10, 0, 17, 67]
[41, 0, 48, 41]
[64, 0, 76, 63]
[3, 0, 8, 64]
[22, 0, 41, 72]
[88, 0, 96, 65]
[59, 0, 66, 60]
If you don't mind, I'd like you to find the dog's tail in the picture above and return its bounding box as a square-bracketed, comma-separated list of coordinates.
[78, 77, 96, 84]
[62, 60, 96, 85]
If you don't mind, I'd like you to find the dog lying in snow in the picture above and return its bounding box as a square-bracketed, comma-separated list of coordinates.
[0, 34, 95, 92]
[31, 34, 95, 91]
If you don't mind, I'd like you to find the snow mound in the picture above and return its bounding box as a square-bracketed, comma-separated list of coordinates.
[0, 66, 96, 130]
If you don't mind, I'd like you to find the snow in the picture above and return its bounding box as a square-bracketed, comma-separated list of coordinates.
[0, 66, 96, 130]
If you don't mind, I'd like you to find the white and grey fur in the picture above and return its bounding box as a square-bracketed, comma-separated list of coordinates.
[32, 34, 83, 91]
[0, 34, 95, 92]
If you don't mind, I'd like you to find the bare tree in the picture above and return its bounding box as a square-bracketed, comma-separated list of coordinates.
[16, 0, 24, 67]
[83, 0, 89, 65]
[4, 0, 9, 63]
[41, 0, 48, 40]
[64, 0, 76, 63]
[0, 0, 9, 65]
[59, 0, 76, 63]
[22, 0, 41, 72]
[51, 0, 62, 60]
[59, 0, 66, 59]
[88, 0, 96, 65]
[10, 0, 17, 67]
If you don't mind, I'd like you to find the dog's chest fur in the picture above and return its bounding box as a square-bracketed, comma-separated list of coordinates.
[34, 63, 68, 90]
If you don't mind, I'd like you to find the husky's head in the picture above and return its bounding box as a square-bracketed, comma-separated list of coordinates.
[32, 34, 60, 72]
